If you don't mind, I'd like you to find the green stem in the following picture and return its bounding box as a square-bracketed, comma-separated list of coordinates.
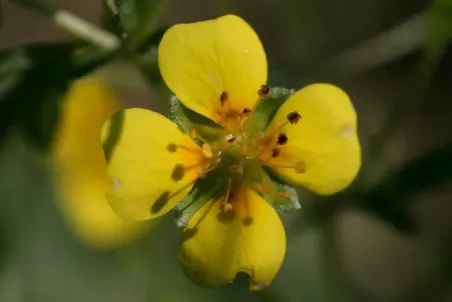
[11, 0, 120, 51]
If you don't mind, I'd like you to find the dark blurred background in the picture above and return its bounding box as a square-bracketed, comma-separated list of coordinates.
[0, 0, 451, 301]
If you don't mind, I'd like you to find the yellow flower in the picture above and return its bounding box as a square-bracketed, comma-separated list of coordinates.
[51, 78, 150, 249]
[103, 15, 361, 289]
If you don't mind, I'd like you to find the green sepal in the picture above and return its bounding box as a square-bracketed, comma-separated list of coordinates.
[168, 95, 225, 141]
[258, 167, 301, 214]
[244, 87, 294, 133]
[173, 175, 225, 228]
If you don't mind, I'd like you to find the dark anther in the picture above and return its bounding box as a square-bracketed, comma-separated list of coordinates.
[258, 84, 271, 98]
[286, 111, 302, 124]
[241, 107, 252, 117]
[151, 191, 170, 214]
[220, 91, 228, 105]
[277, 133, 288, 145]
[271, 148, 281, 157]
[226, 134, 236, 143]
[167, 143, 177, 153]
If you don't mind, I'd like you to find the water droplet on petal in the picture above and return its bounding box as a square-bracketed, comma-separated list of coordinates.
[111, 177, 121, 190]
[339, 124, 354, 137]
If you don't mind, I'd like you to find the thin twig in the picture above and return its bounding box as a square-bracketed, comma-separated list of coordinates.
[10, 0, 120, 51]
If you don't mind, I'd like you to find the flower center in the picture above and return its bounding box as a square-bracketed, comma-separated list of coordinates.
[215, 85, 270, 132]
[189, 85, 307, 212]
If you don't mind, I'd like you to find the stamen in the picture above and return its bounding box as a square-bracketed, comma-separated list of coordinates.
[220, 178, 233, 212]
[258, 84, 271, 98]
[167, 143, 204, 154]
[220, 91, 228, 106]
[261, 121, 290, 143]
[276, 133, 288, 145]
[251, 84, 271, 112]
[264, 161, 307, 174]
[240, 107, 252, 118]
[175, 154, 216, 179]
[189, 128, 209, 144]
[262, 111, 301, 143]
[225, 134, 236, 143]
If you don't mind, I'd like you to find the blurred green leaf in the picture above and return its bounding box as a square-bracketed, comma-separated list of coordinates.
[0, 49, 31, 76]
[71, 44, 118, 78]
[364, 141, 452, 207]
[101, 0, 124, 36]
[0, 221, 5, 272]
[0, 49, 32, 99]
[135, 26, 169, 97]
[115, 0, 167, 50]
[428, 0, 452, 49]
[360, 203, 418, 234]
[0, 40, 121, 151]
[353, 140, 452, 233]
[368, 0, 452, 162]
[293, 197, 417, 235]
[0, 43, 75, 151]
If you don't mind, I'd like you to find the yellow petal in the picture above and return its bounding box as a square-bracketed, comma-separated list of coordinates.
[103, 108, 206, 221]
[52, 79, 148, 248]
[262, 84, 361, 195]
[180, 186, 286, 290]
[158, 14, 267, 127]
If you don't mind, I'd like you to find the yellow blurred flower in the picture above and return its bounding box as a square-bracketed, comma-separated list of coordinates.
[89, 15, 360, 289]
[51, 78, 149, 249]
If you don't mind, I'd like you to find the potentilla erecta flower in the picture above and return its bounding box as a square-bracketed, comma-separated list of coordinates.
[102, 15, 361, 290]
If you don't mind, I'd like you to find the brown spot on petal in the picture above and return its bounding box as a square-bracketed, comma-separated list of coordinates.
[242, 216, 254, 226]
[150, 191, 170, 214]
[220, 91, 228, 105]
[295, 161, 307, 174]
[171, 164, 185, 181]
[338, 124, 354, 137]
[167, 143, 177, 153]
[217, 210, 235, 223]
